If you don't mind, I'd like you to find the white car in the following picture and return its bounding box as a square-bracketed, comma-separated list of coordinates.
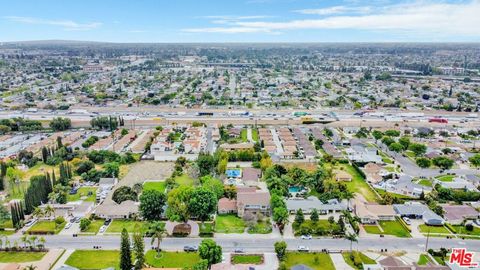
[403, 217, 411, 225]
[301, 235, 312, 240]
[65, 223, 72, 229]
[297, 246, 310, 252]
[24, 219, 37, 227]
[99, 225, 107, 233]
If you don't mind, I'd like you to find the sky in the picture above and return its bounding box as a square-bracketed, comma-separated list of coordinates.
[1, 0, 480, 43]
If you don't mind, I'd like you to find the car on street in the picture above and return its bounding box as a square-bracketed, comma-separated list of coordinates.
[234, 248, 245, 253]
[301, 235, 312, 240]
[297, 246, 309, 252]
[183, 245, 198, 252]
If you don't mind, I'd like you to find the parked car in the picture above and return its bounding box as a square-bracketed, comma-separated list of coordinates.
[402, 217, 411, 225]
[24, 219, 36, 227]
[234, 248, 245, 253]
[297, 246, 309, 252]
[301, 235, 312, 240]
[183, 245, 198, 252]
[99, 225, 107, 233]
[65, 223, 72, 229]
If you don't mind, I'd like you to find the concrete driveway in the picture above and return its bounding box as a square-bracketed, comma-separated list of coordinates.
[330, 253, 355, 270]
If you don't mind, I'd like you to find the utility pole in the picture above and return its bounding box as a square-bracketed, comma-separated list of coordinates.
[425, 227, 431, 252]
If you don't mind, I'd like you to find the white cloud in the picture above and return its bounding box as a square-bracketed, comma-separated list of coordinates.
[4, 16, 101, 31]
[295, 6, 371, 15]
[184, 1, 480, 38]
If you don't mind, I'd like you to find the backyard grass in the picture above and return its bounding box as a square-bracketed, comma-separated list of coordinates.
[27, 220, 65, 234]
[247, 219, 272, 234]
[452, 225, 480, 236]
[418, 254, 433, 265]
[435, 175, 455, 182]
[337, 164, 379, 202]
[215, 214, 246, 233]
[284, 252, 335, 270]
[0, 251, 46, 262]
[418, 225, 451, 234]
[342, 251, 376, 270]
[106, 220, 154, 234]
[67, 187, 97, 202]
[66, 250, 119, 269]
[251, 129, 258, 142]
[143, 181, 167, 193]
[375, 189, 416, 200]
[240, 129, 248, 142]
[232, 254, 263, 264]
[81, 219, 104, 234]
[145, 250, 200, 268]
[175, 174, 195, 186]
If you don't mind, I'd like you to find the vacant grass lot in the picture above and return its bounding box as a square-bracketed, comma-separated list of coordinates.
[342, 251, 376, 270]
[215, 214, 245, 233]
[0, 251, 46, 262]
[106, 220, 155, 234]
[418, 225, 451, 234]
[364, 221, 411, 237]
[337, 164, 379, 202]
[284, 252, 335, 270]
[232, 254, 263, 264]
[452, 225, 480, 236]
[143, 181, 167, 193]
[66, 250, 119, 269]
[145, 250, 200, 268]
[27, 220, 65, 234]
[67, 187, 97, 202]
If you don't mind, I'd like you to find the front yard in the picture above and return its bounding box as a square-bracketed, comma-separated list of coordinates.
[215, 214, 246, 233]
[342, 251, 376, 270]
[27, 220, 66, 235]
[419, 225, 451, 235]
[67, 187, 97, 202]
[81, 219, 105, 234]
[106, 220, 154, 234]
[232, 254, 263, 264]
[0, 251, 46, 262]
[145, 250, 201, 268]
[363, 220, 411, 238]
[66, 250, 119, 269]
[293, 220, 342, 236]
[283, 252, 335, 270]
[452, 225, 480, 236]
[247, 219, 272, 234]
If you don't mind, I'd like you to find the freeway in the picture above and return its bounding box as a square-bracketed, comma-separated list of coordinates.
[8, 235, 480, 252]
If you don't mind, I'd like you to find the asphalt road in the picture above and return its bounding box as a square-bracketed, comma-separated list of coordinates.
[9, 235, 480, 252]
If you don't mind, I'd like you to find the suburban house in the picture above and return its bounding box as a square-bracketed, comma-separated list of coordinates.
[441, 204, 479, 225]
[38, 201, 94, 219]
[217, 198, 238, 214]
[363, 163, 387, 184]
[219, 142, 254, 151]
[355, 203, 397, 224]
[286, 196, 349, 214]
[236, 188, 271, 218]
[242, 167, 262, 186]
[347, 140, 383, 164]
[95, 200, 139, 219]
[334, 170, 352, 182]
[393, 202, 445, 226]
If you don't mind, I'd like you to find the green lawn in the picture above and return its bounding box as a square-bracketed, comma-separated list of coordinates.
[81, 219, 104, 234]
[419, 225, 451, 234]
[67, 187, 97, 202]
[106, 220, 154, 234]
[378, 151, 394, 164]
[452, 225, 480, 236]
[240, 129, 248, 142]
[375, 189, 416, 200]
[338, 164, 379, 202]
[293, 220, 342, 236]
[247, 220, 272, 234]
[145, 251, 201, 268]
[27, 220, 65, 234]
[232, 254, 263, 264]
[0, 220, 14, 229]
[251, 129, 258, 142]
[215, 214, 246, 233]
[379, 220, 411, 238]
[342, 252, 376, 270]
[198, 222, 214, 237]
[175, 174, 195, 186]
[0, 251, 46, 262]
[364, 221, 411, 237]
[418, 254, 433, 265]
[363, 225, 383, 234]
[417, 179, 433, 187]
[66, 250, 119, 269]
[284, 252, 335, 270]
[143, 181, 167, 193]
[436, 175, 455, 182]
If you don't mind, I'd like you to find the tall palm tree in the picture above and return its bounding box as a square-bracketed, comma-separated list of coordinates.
[148, 221, 167, 258]
[29, 236, 38, 249]
[23, 265, 37, 270]
[345, 233, 358, 253]
[32, 207, 44, 220]
[44, 205, 55, 219]
[20, 235, 29, 249]
[38, 237, 46, 250]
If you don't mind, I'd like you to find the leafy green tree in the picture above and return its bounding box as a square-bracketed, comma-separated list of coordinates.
[192, 259, 209, 270]
[381, 136, 395, 146]
[274, 241, 287, 260]
[139, 190, 166, 221]
[273, 207, 289, 232]
[188, 187, 217, 222]
[200, 176, 224, 200]
[166, 185, 193, 222]
[49, 117, 71, 131]
[398, 136, 411, 150]
[388, 142, 404, 152]
[409, 143, 427, 157]
[198, 239, 222, 269]
[79, 218, 91, 231]
[103, 162, 120, 177]
[310, 209, 319, 222]
[416, 157, 431, 169]
[120, 228, 132, 270]
[384, 130, 400, 137]
[432, 156, 454, 170]
[372, 130, 383, 141]
[469, 154, 480, 167]
[112, 186, 138, 204]
[294, 209, 304, 225]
